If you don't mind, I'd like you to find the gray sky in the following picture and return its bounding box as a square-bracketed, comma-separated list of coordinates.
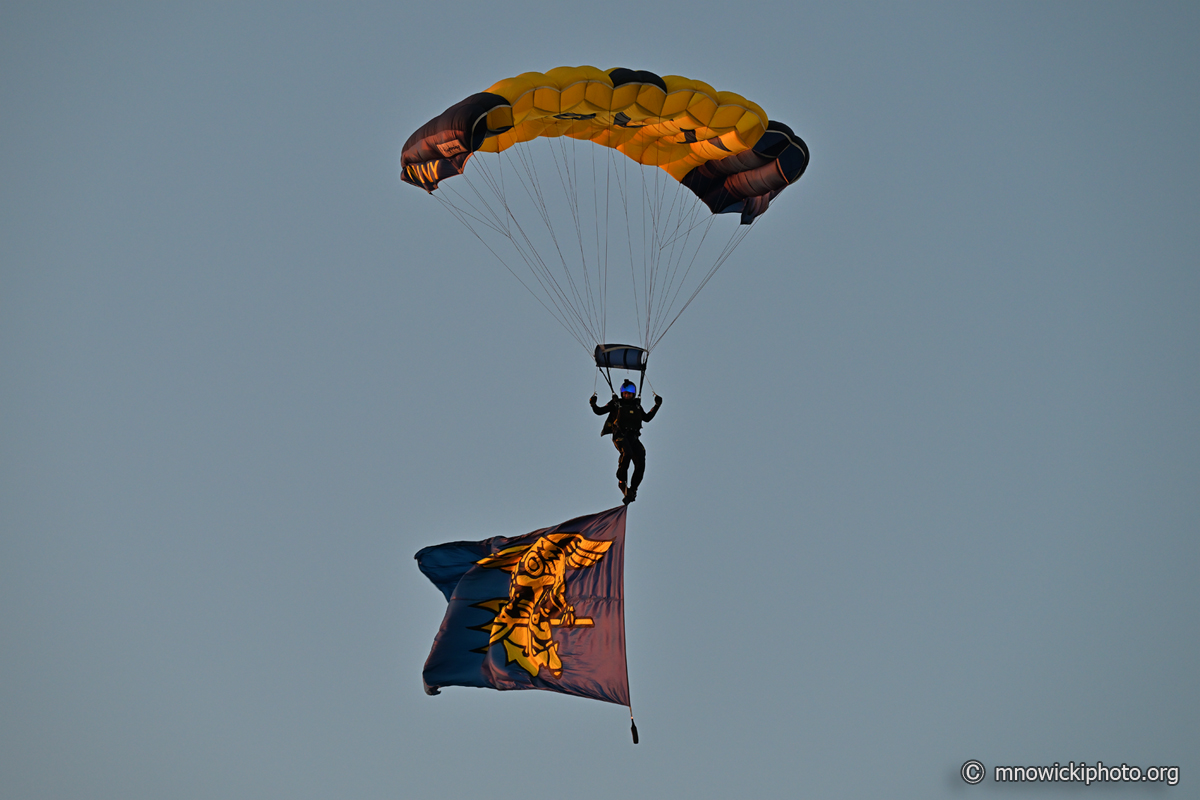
[2, 2, 1197, 798]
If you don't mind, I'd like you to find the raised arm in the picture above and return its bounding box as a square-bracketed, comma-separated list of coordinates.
[591, 393, 616, 415]
[642, 393, 663, 422]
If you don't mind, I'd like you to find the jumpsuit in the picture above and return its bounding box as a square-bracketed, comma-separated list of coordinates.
[590, 394, 662, 498]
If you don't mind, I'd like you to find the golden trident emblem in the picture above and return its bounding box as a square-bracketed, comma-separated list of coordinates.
[473, 533, 613, 677]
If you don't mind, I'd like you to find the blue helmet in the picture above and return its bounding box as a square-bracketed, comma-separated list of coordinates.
[620, 380, 636, 395]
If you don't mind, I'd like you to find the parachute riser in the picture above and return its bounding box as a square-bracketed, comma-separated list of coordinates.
[597, 366, 648, 399]
[600, 366, 616, 397]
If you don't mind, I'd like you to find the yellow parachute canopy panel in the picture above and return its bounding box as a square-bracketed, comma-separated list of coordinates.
[475, 67, 769, 181]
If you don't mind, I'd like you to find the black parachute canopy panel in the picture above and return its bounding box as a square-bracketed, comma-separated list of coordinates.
[400, 92, 512, 192]
[607, 67, 668, 93]
[679, 121, 809, 224]
[595, 344, 648, 372]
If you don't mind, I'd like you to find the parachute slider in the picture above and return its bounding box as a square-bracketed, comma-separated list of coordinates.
[594, 344, 648, 372]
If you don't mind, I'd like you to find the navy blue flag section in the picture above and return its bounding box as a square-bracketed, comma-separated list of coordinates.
[416, 506, 630, 706]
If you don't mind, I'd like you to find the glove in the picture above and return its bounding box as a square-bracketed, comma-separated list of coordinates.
[653, 393, 663, 404]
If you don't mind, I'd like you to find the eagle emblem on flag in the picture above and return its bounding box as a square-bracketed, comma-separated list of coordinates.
[472, 533, 613, 677]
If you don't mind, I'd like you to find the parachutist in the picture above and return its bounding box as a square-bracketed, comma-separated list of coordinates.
[590, 380, 662, 503]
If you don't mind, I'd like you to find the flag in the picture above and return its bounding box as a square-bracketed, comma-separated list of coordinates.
[415, 505, 630, 706]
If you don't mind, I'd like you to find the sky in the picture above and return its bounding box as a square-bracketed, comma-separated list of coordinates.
[2, 2, 1197, 798]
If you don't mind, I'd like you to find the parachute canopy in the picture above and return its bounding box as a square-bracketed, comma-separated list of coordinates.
[402, 66, 808, 224]
[400, 66, 809, 355]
